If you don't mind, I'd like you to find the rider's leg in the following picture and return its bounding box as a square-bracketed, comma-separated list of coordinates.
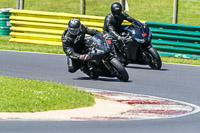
[67, 56, 80, 73]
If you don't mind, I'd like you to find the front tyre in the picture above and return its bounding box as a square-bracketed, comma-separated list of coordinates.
[85, 71, 99, 79]
[110, 57, 129, 82]
[147, 47, 162, 70]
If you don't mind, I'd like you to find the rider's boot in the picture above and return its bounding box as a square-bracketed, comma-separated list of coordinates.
[67, 56, 79, 73]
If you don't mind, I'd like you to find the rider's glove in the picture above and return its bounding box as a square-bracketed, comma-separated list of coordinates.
[79, 54, 91, 61]
[125, 38, 133, 43]
[118, 36, 126, 44]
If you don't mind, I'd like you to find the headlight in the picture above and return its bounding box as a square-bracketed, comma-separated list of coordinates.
[134, 38, 145, 43]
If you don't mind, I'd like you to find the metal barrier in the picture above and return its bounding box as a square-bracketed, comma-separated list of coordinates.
[0, 8, 12, 36]
[146, 21, 200, 59]
[9, 9, 132, 46]
[9, 9, 200, 59]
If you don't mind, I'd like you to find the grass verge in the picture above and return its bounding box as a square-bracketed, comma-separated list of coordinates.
[0, 75, 95, 112]
[0, 36, 64, 54]
[161, 56, 200, 66]
[0, 0, 199, 25]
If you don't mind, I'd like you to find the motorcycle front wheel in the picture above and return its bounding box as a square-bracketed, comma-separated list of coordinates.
[147, 47, 162, 70]
[110, 57, 129, 82]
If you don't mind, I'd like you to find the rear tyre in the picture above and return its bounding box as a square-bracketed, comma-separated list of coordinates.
[110, 57, 129, 82]
[147, 47, 162, 70]
[123, 61, 129, 67]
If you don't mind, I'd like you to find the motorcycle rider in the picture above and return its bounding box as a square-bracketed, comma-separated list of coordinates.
[103, 2, 138, 47]
[62, 18, 99, 73]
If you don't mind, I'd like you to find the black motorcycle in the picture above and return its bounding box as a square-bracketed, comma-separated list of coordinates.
[80, 32, 129, 82]
[115, 20, 162, 70]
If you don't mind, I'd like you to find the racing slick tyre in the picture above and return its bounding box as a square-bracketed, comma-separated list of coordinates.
[85, 71, 99, 79]
[110, 57, 129, 82]
[147, 47, 162, 70]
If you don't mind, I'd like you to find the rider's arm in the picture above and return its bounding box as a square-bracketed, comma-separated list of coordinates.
[62, 30, 81, 60]
[106, 17, 121, 40]
[123, 12, 137, 23]
[63, 44, 81, 60]
[83, 25, 100, 36]
[108, 25, 122, 40]
[103, 14, 122, 40]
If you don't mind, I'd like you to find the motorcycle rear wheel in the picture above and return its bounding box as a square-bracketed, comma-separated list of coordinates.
[110, 57, 129, 82]
[147, 47, 162, 70]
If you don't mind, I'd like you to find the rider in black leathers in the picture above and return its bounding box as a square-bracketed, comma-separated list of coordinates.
[62, 19, 99, 73]
[103, 2, 137, 44]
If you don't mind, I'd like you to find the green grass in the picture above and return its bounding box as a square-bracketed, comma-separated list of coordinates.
[0, 75, 95, 112]
[0, 0, 199, 25]
[0, 36, 95, 112]
[0, 36, 64, 54]
[161, 56, 200, 65]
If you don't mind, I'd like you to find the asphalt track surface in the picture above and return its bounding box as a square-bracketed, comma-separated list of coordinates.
[0, 50, 200, 133]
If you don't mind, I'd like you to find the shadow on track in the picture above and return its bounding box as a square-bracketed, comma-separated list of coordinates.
[126, 65, 168, 71]
[74, 77, 133, 83]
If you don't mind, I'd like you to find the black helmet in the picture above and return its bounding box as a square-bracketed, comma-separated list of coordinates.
[111, 2, 122, 18]
[68, 19, 81, 36]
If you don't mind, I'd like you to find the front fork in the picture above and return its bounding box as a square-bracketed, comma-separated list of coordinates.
[102, 56, 116, 75]
[141, 43, 152, 63]
[114, 42, 127, 63]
